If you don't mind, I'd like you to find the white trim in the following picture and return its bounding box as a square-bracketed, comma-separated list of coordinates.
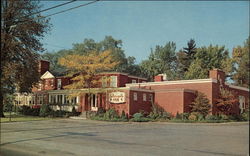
[99, 72, 147, 80]
[154, 88, 196, 93]
[225, 83, 249, 92]
[126, 78, 217, 87]
[41, 71, 55, 79]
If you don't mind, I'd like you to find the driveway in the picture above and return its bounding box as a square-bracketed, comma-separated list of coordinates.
[1, 119, 249, 156]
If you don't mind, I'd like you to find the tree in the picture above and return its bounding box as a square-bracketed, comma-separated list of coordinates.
[177, 39, 197, 75]
[140, 42, 178, 81]
[232, 37, 249, 88]
[184, 45, 233, 80]
[190, 92, 211, 116]
[58, 50, 119, 109]
[1, 0, 50, 117]
[215, 89, 238, 115]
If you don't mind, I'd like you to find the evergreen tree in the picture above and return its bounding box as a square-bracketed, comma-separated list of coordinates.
[190, 92, 211, 116]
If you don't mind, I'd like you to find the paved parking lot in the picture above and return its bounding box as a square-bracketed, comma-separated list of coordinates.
[1, 119, 249, 156]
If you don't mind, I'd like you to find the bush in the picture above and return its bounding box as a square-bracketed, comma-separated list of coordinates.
[18, 105, 40, 116]
[240, 111, 249, 121]
[218, 114, 229, 120]
[39, 104, 52, 117]
[130, 113, 151, 122]
[205, 115, 220, 120]
[188, 114, 197, 121]
[104, 108, 119, 119]
[121, 110, 127, 120]
[161, 112, 172, 120]
[71, 106, 79, 116]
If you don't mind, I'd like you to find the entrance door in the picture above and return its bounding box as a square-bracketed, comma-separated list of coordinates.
[91, 94, 98, 111]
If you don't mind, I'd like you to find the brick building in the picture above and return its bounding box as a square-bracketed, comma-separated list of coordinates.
[15, 60, 249, 117]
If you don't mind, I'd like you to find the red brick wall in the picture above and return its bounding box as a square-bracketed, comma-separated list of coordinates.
[154, 90, 184, 115]
[129, 90, 153, 116]
[183, 91, 196, 113]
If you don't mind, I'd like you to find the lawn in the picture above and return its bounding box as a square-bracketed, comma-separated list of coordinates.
[0, 112, 53, 123]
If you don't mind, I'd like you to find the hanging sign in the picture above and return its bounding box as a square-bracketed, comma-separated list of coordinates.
[109, 92, 125, 103]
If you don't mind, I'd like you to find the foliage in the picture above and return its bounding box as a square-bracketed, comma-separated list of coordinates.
[121, 110, 127, 120]
[148, 103, 171, 120]
[188, 114, 197, 121]
[184, 45, 232, 80]
[18, 106, 40, 116]
[3, 94, 14, 112]
[215, 89, 238, 114]
[240, 111, 249, 121]
[42, 36, 142, 76]
[39, 104, 52, 117]
[205, 115, 220, 121]
[232, 37, 250, 88]
[140, 42, 178, 81]
[130, 113, 151, 122]
[1, 0, 50, 117]
[71, 106, 78, 116]
[90, 108, 128, 122]
[190, 92, 211, 116]
[59, 50, 119, 100]
[177, 39, 197, 78]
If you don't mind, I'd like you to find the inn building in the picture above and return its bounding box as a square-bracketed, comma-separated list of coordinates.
[15, 60, 249, 117]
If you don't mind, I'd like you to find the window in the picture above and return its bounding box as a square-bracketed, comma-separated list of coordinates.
[133, 92, 137, 101]
[57, 79, 62, 90]
[57, 95, 63, 104]
[239, 96, 246, 113]
[132, 80, 137, 83]
[110, 76, 117, 87]
[143, 93, 147, 101]
[38, 95, 43, 104]
[102, 77, 108, 87]
[50, 95, 56, 104]
[149, 94, 153, 102]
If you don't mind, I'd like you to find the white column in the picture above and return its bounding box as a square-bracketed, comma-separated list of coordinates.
[62, 95, 65, 104]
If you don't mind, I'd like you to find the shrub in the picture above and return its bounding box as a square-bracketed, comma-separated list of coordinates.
[161, 112, 172, 120]
[175, 112, 182, 119]
[190, 92, 211, 117]
[121, 110, 127, 120]
[71, 106, 79, 116]
[130, 113, 151, 122]
[104, 108, 118, 120]
[218, 114, 229, 120]
[39, 104, 52, 117]
[240, 111, 249, 121]
[205, 114, 220, 120]
[188, 114, 197, 121]
[97, 107, 106, 117]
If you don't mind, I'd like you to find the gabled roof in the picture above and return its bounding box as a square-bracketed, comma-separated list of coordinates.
[41, 71, 55, 79]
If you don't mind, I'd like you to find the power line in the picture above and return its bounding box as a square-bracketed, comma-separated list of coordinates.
[3, 0, 77, 23]
[11, 0, 100, 25]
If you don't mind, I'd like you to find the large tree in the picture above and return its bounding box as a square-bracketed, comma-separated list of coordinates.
[140, 42, 178, 81]
[184, 45, 233, 80]
[58, 50, 119, 109]
[232, 37, 249, 88]
[1, 0, 50, 117]
[177, 39, 197, 76]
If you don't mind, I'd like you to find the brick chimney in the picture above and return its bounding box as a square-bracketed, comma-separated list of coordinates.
[154, 74, 167, 82]
[209, 69, 225, 84]
[38, 60, 50, 75]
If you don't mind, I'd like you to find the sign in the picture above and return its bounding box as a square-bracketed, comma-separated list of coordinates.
[109, 92, 125, 104]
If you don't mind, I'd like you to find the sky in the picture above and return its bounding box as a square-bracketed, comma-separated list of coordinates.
[41, 1, 249, 63]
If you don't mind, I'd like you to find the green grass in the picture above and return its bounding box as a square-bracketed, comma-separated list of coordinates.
[0, 112, 53, 123]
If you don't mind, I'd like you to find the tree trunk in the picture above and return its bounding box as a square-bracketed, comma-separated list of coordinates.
[0, 93, 5, 117]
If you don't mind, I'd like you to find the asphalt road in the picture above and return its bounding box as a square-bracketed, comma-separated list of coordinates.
[0, 119, 249, 156]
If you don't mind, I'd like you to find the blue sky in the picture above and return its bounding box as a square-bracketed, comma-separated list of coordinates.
[41, 1, 249, 63]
